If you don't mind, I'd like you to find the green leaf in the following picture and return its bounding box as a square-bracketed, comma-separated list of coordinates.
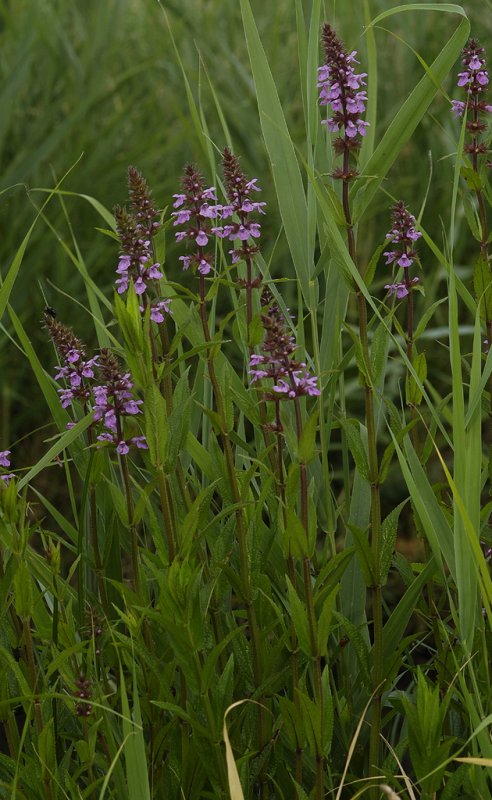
[316, 585, 339, 656]
[414, 297, 447, 340]
[473, 253, 492, 323]
[248, 313, 264, 348]
[349, 524, 374, 587]
[364, 242, 386, 288]
[283, 507, 310, 559]
[120, 661, 151, 800]
[144, 383, 168, 469]
[383, 558, 436, 666]
[371, 318, 390, 384]
[165, 369, 192, 470]
[460, 165, 482, 192]
[13, 561, 33, 618]
[286, 577, 312, 656]
[296, 690, 322, 756]
[339, 418, 370, 481]
[113, 290, 143, 356]
[18, 414, 93, 490]
[298, 410, 318, 464]
[105, 479, 129, 527]
[380, 501, 407, 585]
[406, 350, 427, 406]
[462, 190, 481, 241]
[333, 612, 371, 688]
[201, 628, 244, 694]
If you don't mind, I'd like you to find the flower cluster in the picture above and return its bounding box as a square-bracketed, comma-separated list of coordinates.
[173, 158, 267, 283]
[114, 168, 170, 325]
[318, 23, 369, 155]
[0, 450, 14, 485]
[45, 315, 147, 455]
[213, 148, 266, 267]
[172, 165, 221, 276]
[93, 350, 147, 455]
[74, 674, 92, 717]
[249, 288, 320, 400]
[451, 39, 492, 149]
[383, 201, 421, 299]
[44, 313, 97, 409]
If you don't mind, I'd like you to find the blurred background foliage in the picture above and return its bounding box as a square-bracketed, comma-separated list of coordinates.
[0, 0, 489, 469]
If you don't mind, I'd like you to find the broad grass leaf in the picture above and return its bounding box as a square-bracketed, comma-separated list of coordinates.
[240, 0, 311, 302]
[405, 351, 427, 406]
[473, 254, 492, 324]
[120, 662, 151, 800]
[353, 6, 469, 221]
[382, 558, 436, 666]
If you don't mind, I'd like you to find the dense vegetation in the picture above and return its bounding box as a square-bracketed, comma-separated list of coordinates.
[1, 2, 492, 798]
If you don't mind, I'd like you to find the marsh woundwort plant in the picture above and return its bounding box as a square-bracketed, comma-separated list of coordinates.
[4, 6, 492, 799]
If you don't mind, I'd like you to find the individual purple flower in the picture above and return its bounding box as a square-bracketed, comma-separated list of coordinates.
[451, 39, 492, 155]
[0, 450, 14, 485]
[451, 100, 466, 117]
[318, 24, 369, 177]
[140, 299, 172, 324]
[273, 372, 321, 398]
[249, 288, 320, 401]
[384, 279, 419, 300]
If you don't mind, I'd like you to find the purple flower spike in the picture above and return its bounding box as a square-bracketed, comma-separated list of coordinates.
[173, 164, 221, 277]
[218, 148, 266, 270]
[113, 169, 164, 308]
[44, 314, 95, 413]
[383, 202, 421, 301]
[318, 23, 369, 178]
[248, 287, 320, 403]
[452, 39, 492, 156]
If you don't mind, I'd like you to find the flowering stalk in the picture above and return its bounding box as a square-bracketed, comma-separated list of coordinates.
[386, 202, 424, 461]
[452, 41, 492, 411]
[219, 149, 280, 483]
[46, 309, 149, 596]
[249, 289, 321, 794]
[96, 349, 148, 591]
[319, 23, 383, 782]
[219, 147, 265, 334]
[115, 169, 187, 556]
[173, 165, 265, 745]
[44, 313, 108, 612]
[384, 201, 422, 397]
